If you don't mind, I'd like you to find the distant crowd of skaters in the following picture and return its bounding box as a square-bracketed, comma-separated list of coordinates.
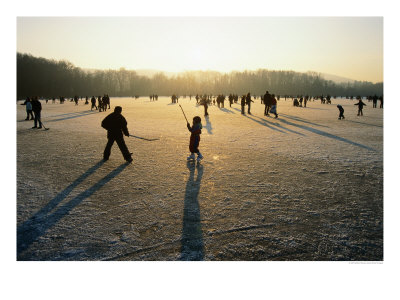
[168, 92, 383, 120]
[20, 91, 384, 129]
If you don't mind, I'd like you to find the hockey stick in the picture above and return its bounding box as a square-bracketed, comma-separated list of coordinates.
[42, 123, 50, 130]
[129, 134, 159, 141]
[179, 104, 189, 123]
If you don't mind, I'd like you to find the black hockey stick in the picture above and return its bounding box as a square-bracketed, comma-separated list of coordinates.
[129, 134, 159, 141]
[179, 104, 189, 123]
[42, 123, 50, 130]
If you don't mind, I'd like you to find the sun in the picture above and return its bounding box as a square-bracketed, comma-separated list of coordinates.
[185, 47, 205, 70]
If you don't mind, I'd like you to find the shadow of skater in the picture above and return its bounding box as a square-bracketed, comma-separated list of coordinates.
[204, 115, 213, 134]
[180, 162, 204, 260]
[17, 162, 129, 259]
[46, 111, 98, 122]
[219, 107, 235, 114]
[277, 117, 376, 151]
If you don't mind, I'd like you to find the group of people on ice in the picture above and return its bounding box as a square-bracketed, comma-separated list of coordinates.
[20, 96, 43, 128]
[20, 90, 383, 166]
[100, 105, 203, 164]
[91, 95, 110, 112]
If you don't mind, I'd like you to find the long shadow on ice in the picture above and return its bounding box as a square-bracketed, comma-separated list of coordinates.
[46, 110, 99, 122]
[180, 162, 204, 261]
[17, 161, 129, 259]
[231, 107, 303, 135]
[204, 115, 213, 134]
[218, 107, 235, 114]
[345, 119, 383, 128]
[47, 110, 99, 118]
[278, 113, 330, 128]
[251, 115, 306, 136]
[277, 117, 376, 151]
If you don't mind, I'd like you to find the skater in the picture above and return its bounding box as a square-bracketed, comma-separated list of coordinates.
[263, 90, 272, 116]
[246, 92, 253, 114]
[337, 104, 345, 120]
[21, 97, 34, 120]
[200, 96, 208, 116]
[187, 116, 203, 162]
[101, 106, 133, 163]
[98, 96, 103, 112]
[354, 99, 367, 116]
[379, 96, 383, 108]
[326, 95, 331, 104]
[106, 94, 111, 109]
[102, 95, 108, 112]
[372, 95, 377, 108]
[241, 95, 246, 114]
[31, 97, 42, 128]
[91, 96, 97, 110]
[228, 94, 233, 107]
[270, 94, 278, 118]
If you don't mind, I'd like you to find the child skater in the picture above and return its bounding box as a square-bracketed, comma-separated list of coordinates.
[187, 116, 204, 162]
[337, 104, 345, 120]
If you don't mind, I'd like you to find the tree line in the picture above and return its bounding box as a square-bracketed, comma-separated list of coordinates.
[17, 52, 383, 99]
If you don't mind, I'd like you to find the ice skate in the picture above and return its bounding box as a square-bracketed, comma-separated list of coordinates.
[197, 153, 203, 162]
[187, 154, 195, 161]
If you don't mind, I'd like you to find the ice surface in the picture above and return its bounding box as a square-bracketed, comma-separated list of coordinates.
[17, 97, 383, 260]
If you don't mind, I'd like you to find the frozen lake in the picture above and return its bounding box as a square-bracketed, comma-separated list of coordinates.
[16, 96, 383, 260]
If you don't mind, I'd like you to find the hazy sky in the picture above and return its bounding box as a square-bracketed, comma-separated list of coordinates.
[17, 17, 383, 82]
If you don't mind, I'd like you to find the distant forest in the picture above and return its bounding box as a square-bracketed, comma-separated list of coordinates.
[17, 53, 383, 99]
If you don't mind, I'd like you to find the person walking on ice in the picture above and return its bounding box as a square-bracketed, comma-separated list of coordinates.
[246, 92, 254, 114]
[91, 96, 97, 110]
[101, 106, 133, 163]
[354, 99, 367, 116]
[270, 94, 278, 118]
[31, 96, 42, 129]
[337, 104, 345, 120]
[187, 116, 203, 162]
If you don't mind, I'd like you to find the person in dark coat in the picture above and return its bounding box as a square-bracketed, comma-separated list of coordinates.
[263, 91, 272, 116]
[200, 97, 208, 116]
[31, 97, 42, 129]
[245, 92, 254, 114]
[106, 94, 111, 109]
[372, 94, 378, 108]
[101, 106, 132, 163]
[270, 94, 278, 118]
[354, 99, 367, 116]
[337, 105, 345, 120]
[240, 95, 246, 114]
[98, 96, 103, 112]
[91, 96, 97, 110]
[228, 94, 233, 107]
